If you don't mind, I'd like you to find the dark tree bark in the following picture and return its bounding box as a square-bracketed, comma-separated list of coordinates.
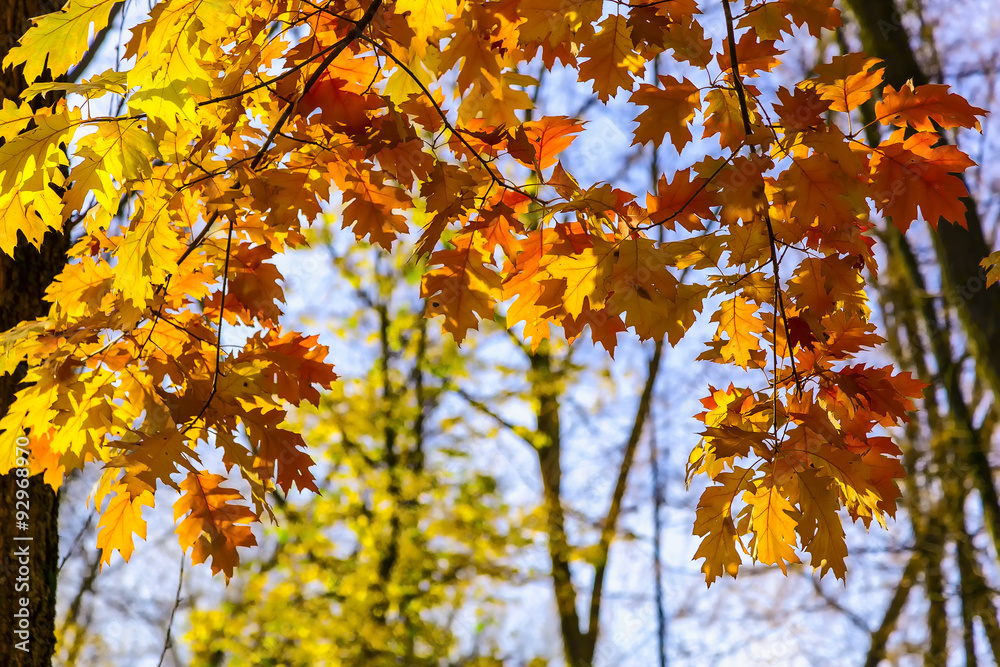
[1, 1, 71, 664]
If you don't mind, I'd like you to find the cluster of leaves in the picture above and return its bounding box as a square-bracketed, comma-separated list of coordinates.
[0, 0, 985, 583]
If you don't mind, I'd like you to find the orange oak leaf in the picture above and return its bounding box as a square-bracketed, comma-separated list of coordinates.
[509, 116, 585, 170]
[794, 468, 848, 579]
[738, 0, 841, 40]
[646, 169, 718, 232]
[630, 75, 700, 152]
[874, 82, 987, 132]
[703, 88, 748, 150]
[204, 243, 285, 326]
[422, 232, 501, 344]
[239, 329, 338, 407]
[174, 472, 258, 581]
[811, 53, 883, 113]
[501, 228, 559, 349]
[870, 130, 974, 231]
[241, 408, 319, 494]
[780, 154, 859, 230]
[660, 15, 713, 68]
[341, 172, 412, 249]
[562, 302, 626, 357]
[717, 31, 782, 79]
[773, 86, 831, 132]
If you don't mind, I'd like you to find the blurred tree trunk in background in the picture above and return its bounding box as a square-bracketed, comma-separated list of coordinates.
[841, 0, 1000, 663]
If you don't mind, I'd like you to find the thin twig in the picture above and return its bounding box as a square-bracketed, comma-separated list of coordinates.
[156, 555, 185, 667]
[358, 35, 546, 209]
[182, 218, 234, 434]
[721, 0, 803, 396]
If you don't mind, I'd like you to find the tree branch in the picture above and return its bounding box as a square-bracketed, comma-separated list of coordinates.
[582, 340, 662, 662]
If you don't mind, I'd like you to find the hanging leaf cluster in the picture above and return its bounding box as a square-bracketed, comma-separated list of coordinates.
[0, 0, 986, 583]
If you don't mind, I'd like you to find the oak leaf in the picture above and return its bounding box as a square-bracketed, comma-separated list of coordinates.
[811, 53, 883, 113]
[579, 14, 644, 102]
[745, 480, 799, 573]
[870, 130, 974, 231]
[711, 296, 767, 368]
[96, 482, 155, 566]
[3, 0, 124, 83]
[175, 472, 258, 580]
[875, 83, 987, 132]
[422, 232, 501, 344]
[630, 76, 700, 152]
[694, 467, 754, 585]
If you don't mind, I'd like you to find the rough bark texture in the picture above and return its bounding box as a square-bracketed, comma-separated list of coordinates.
[843, 0, 1000, 400]
[1, 0, 70, 665]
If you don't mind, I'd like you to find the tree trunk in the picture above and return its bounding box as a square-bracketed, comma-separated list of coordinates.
[1, 1, 71, 664]
[529, 347, 587, 667]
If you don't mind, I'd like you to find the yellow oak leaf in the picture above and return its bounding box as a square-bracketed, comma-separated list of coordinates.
[396, 0, 460, 53]
[795, 468, 848, 579]
[96, 482, 155, 566]
[47, 375, 115, 469]
[0, 320, 47, 376]
[2, 0, 124, 84]
[112, 190, 185, 306]
[982, 250, 1000, 288]
[0, 100, 36, 142]
[745, 480, 800, 573]
[0, 108, 78, 254]
[539, 235, 617, 318]
[64, 118, 158, 216]
[125, 0, 234, 129]
[711, 296, 767, 368]
[813, 447, 885, 527]
[578, 14, 644, 102]
[693, 467, 754, 585]
[20, 68, 128, 103]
